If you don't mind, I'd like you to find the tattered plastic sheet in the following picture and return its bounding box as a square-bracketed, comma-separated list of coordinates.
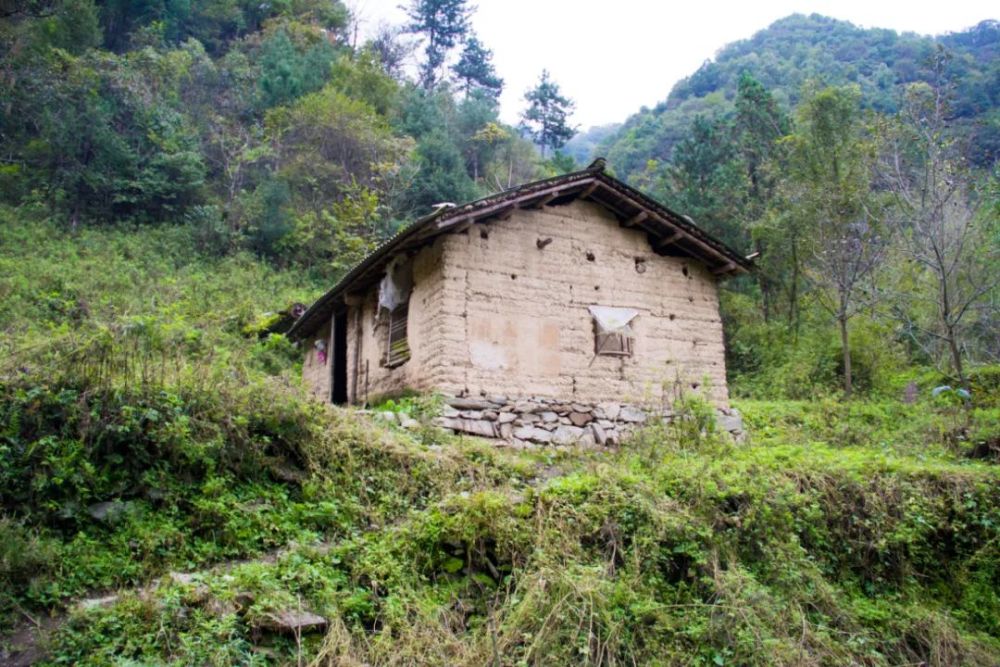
[588, 306, 639, 334]
[378, 256, 413, 313]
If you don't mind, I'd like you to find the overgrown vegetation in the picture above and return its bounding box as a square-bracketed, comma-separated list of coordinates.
[2, 4, 1000, 665]
[2, 359, 998, 664]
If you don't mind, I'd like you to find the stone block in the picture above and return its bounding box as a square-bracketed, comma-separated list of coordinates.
[552, 425, 585, 445]
[513, 426, 552, 443]
[716, 409, 743, 433]
[590, 422, 608, 446]
[619, 406, 647, 423]
[540, 411, 559, 423]
[597, 402, 621, 420]
[258, 610, 328, 635]
[569, 412, 593, 426]
[441, 417, 496, 438]
[447, 397, 499, 410]
[497, 412, 517, 424]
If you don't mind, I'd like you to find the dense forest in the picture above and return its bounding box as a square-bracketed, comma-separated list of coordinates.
[2, 3, 1000, 665]
[0, 0, 577, 274]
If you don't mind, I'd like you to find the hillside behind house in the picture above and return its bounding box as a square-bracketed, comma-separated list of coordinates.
[597, 14, 1000, 179]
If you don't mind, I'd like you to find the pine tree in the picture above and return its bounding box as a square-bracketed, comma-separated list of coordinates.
[520, 70, 576, 157]
[452, 34, 503, 100]
[404, 0, 471, 89]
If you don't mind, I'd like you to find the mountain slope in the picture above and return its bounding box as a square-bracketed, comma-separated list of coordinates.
[598, 14, 1000, 180]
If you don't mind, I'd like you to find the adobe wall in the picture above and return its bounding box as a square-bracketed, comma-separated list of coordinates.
[302, 321, 332, 402]
[438, 199, 730, 409]
[344, 238, 453, 404]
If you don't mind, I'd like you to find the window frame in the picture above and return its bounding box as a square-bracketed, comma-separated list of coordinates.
[384, 302, 411, 367]
[595, 330, 634, 357]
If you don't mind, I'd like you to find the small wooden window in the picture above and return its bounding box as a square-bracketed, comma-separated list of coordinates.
[595, 331, 634, 356]
[589, 306, 638, 358]
[385, 303, 410, 367]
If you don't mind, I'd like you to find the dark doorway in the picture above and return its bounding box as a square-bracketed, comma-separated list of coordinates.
[331, 309, 348, 404]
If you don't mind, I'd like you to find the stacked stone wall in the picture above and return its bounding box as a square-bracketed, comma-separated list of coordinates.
[433, 395, 744, 447]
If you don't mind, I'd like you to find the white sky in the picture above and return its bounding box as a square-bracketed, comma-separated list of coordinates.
[347, 0, 996, 129]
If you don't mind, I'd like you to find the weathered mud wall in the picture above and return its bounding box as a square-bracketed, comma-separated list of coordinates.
[303, 198, 731, 412]
[437, 199, 730, 408]
[344, 239, 451, 404]
[301, 322, 332, 402]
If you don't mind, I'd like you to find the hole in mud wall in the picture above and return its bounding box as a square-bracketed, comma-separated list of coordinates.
[669, 313, 675, 320]
[634, 257, 646, 273]
[682, 265, 689, 277]
[510, 274, 517, 280]
[691, 382, 700, 390]
[594, 285, 600, 291]
[586, 252, 595, 262]
[480, 229, 489, 239]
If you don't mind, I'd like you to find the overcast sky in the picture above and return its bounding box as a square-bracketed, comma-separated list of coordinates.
[347, 0, 995, 129]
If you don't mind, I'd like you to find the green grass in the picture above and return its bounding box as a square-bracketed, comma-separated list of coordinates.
[1, 207, 999, 665]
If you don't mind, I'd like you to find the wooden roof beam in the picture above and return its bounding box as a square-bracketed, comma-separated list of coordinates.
[623, 211, 648, 227]
[656, 230, 684, 249]
[578, 181, 599, 199]
[528, 191, 559, 209]
[712, 262, 738, 275]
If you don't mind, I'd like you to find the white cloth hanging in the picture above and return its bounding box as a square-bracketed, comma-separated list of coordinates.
[378, 256, 413, 313]
[587, 305, 639, 334]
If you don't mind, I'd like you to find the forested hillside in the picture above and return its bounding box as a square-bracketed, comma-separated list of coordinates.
[600, 14, 1000, 178]
[2, 3, 1000, 665]
[0, 0, 576, 277]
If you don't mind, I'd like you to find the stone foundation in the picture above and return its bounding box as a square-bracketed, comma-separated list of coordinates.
[432, 395, 744, 447]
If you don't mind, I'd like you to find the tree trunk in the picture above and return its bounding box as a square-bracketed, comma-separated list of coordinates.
[840, 315, 852, 399]
[756, 240, 771, 323]
[946, 325, 968, 390]
[788, 237, 800, 336]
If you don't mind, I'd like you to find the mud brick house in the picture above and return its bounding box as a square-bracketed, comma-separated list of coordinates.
[289, 160, 752, 445]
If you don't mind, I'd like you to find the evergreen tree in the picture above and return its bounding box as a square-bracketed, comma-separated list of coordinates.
[733, 73, 792, 324]
[452, 34, 502, 100]
[404, 0, 471, 89]
[520, 70, 576, 157]
[666, 114, 747, 247]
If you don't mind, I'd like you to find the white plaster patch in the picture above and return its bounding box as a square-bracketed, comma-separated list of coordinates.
[469, 339, 509, 370]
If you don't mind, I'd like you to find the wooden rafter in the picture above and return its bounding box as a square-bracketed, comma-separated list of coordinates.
[656, 230, 684, 249]
[712, 262, 738, 275]
[623, 211, 648, 227]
